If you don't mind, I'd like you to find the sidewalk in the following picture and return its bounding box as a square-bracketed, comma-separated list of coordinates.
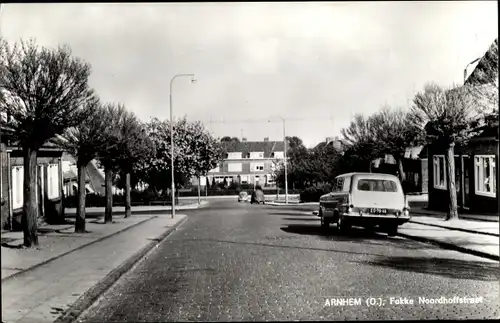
[64, 200, 207, 216]
[398, 221, 499, 261]
[1, 213, 187, 323]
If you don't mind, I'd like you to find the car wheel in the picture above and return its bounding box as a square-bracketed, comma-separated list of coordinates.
[337, 215, 351, 233]
[387, 225, 398, 237]
[320, 210, 329, 229]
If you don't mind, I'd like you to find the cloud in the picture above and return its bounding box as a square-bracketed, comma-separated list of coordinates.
[0, 2, 497, 147]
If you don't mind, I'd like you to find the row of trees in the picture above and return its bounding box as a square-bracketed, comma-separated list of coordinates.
[0, 38, 223, 247]
[273, 81, 497, 220]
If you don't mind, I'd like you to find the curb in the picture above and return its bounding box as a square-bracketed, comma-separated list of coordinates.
[1, 215, 158, 282]
[63, 203, 205, 217]
[408, 219, 499, 237]
[398, 232, 499, 261]
[411, 211, 499, 223]
[53, 215, 188, 323]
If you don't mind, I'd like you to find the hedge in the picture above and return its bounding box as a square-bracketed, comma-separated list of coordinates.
[299, 184, 333, 203]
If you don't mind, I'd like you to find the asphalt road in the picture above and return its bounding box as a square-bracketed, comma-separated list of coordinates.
[78, 199, 500, 321]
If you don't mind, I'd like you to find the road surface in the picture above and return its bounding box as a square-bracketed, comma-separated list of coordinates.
[78, 199, 500, 321]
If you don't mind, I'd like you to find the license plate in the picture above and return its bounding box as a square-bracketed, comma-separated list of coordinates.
[369, 208, 387, 215]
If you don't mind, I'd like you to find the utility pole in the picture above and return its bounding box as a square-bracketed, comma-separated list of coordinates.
[169, 73, 196, 219]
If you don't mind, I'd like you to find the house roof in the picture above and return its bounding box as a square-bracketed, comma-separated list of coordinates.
[63, 169, 91, 182]
[222, 141, 285, 158]
[465, 38, 498, 86]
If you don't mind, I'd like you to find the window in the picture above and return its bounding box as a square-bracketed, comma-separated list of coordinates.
[357, 179, 398, 192]
[228, 152, 242, 159]
[342, 176, 351, 192]
[433, 155, 447, 189]
[47, 164, 60, 199]
[11, 166, 23, 209]
[475, 155, 496, 197]
[240, 175, 248, 184]
[250, 152, 264, 159]
[333, 177, 344, 192]
[228, 163, 242, 172]
[251, 163, 264, 171]
[274, 151, 284, 159]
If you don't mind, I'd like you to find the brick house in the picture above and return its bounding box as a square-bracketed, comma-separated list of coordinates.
[193, 138, 286, 188]
[426, 39, 498, 215]
[1, 136, 65, 231]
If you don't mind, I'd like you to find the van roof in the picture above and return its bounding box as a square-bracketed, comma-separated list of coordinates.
[337, 172, 399, 180]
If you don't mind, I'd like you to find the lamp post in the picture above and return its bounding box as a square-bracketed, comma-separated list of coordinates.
[464, 57, 481, 84]
[169, 73, 196, 218]
[269, 116, 288, 204]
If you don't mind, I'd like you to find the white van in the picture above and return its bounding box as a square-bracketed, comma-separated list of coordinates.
[318, 172, 410, 236]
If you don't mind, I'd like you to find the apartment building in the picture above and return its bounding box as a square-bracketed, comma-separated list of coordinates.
[196, 137, 286, 188]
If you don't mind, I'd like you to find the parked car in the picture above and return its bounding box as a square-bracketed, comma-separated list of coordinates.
[251, 187, 266, 204]
[238, 191, 249, 202]
[317, 172, 410, 236]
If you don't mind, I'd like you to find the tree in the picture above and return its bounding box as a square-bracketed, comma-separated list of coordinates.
[411, 82, 498, 220]
[113, 114, 154, 218]
[340, 114, 381, 172]
[220, 136, 240, 143]
[54, 101, 111, 232]
[272, 136, 311, 189]
[96, 103, 128, 223]
[285, 136, 304, 151]
[0, 38, 96, 247]
[370, 107, 425, 184]
[137, 117, 224, 196]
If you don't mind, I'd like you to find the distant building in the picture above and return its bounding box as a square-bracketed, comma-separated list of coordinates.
[314, 136, 344, 151]
[193, 138, 286, 188]
[371, 146, 429, 194]
[61, 153, 108, 197]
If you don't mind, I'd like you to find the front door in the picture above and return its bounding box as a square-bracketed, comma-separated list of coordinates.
[462, 156, 471, 209]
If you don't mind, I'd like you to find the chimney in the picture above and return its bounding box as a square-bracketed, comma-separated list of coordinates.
[264, 137, 269, 142]
[242, 138, 247, 142]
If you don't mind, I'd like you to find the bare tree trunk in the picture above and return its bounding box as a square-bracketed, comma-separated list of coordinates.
[445, 144, 458, 220]
[396, 157, 406, 182]
[124, 172, 131, 218]
[104, 168, 113, 223]
[22, 147, 39, 247]
[75, 161, 87, 233]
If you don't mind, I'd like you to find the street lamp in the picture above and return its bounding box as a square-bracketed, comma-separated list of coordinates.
[464, 57, 481, 84]
[169, 73, 196, 218]
[268, 116, 288, 204]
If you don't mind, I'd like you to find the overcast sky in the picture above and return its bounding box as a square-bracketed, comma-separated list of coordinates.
[0, 2, 497, 148]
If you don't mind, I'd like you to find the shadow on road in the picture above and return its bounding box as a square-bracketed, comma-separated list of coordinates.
[281, 217, 319, 222]
[269, 212, 310, 217]
[264, 206, 317, 212]
[359, 256, 500, 282]
[280, 224, 435, 250]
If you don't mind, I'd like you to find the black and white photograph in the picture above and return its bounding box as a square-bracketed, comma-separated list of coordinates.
[0, 1, 499, 322]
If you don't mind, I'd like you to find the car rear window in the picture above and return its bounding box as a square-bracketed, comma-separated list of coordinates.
[356, 179, 398, 192]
